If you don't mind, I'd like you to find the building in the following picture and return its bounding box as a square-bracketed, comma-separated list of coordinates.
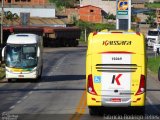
[132, 0, 145, 8]
[156, 8, 160, 26]
[80, 0, 116, 15]
[78, 5, 102, 23]
[148, 0, 160, 3]
[0, 0, 48, 5]
[56, 5, 103, 23]
[0, 0, 55, 18]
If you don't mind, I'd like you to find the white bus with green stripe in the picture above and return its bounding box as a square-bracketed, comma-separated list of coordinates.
[2, 34, 43, 82]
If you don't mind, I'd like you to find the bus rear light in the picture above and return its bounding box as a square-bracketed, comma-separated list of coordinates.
[136, 75, 145, 95]
[136, 32, 141, 36]
[93, 32, 98, 36]
[87, 74, 97, 95]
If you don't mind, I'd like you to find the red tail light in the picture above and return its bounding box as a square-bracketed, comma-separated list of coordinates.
[93, 32, 98, 36]
[136, 32, 141, 36]
[87, 74, 97, 95]
[136, 75, 145, 95]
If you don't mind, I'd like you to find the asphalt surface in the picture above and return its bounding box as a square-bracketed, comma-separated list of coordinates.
[0, 46, 160, 120]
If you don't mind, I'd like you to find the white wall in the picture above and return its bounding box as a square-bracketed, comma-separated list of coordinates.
[3, 8, 55, 18]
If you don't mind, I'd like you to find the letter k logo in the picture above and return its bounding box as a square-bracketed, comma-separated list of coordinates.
[111, 74, 122, 85]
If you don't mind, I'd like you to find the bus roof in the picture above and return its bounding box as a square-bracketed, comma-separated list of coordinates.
[7, 34, 38, 44]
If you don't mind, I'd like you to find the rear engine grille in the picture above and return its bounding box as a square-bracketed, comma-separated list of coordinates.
[96, 64, 138, 72]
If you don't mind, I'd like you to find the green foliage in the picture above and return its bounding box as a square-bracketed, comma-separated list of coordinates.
[145, 2, 160, 8]
[131, 15, 136, 22]
[5, 11, 19, 20]
[75, 20, 115, 32]
[145, 15, 155, 27]
[104, 13, 116, 20]
[75, 20, 115, 41]
[144, 10, 156, 18]
[49, 0, 76, 8]
[148, 56, 160, 74]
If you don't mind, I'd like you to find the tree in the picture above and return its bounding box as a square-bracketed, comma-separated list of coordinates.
[145, 15, 155, 27]
[104, 13, 116, 20]
[49, 0, 76, 8]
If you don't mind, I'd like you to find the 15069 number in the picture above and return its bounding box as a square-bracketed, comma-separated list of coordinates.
[112, 57, 122, 60]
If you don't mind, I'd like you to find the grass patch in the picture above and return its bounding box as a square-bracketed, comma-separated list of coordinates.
[79, 40, 87, 46]
[148, 56, 160, 74]
[146, 2, 160, 8]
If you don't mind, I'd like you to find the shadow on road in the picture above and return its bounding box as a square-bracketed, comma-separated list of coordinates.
[0, 75, 86, 92]
[84, 105, 160, 120]
[147, 89, 160, 92]
[41, 75, 85, 82]
[0, 88, 85, 93]
[1, 75, 85, 83]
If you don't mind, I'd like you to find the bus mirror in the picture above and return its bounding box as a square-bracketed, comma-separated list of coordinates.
[1, 46, 6, 61]
[37, 47, 40, 57]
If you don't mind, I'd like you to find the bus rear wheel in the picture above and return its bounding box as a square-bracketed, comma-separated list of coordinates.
[8, 79, 16, 82]
[131, 106, 145, 115]
[89, 107, 103, 116]
[38, 65, 43, 80]
[8, 79, 12, 82]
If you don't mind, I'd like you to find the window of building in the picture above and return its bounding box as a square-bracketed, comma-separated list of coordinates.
[8, 0, 11, 3]
[90, 10, 94, 13]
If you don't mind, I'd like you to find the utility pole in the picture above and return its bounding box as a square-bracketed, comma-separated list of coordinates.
[1, 0, 4, 46]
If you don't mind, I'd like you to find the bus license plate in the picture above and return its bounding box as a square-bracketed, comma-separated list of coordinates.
[18, 75, 24, 78]
[111, 98, 121, 102]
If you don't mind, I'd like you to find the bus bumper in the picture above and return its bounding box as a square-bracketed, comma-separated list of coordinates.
[6, 70, 38, 79]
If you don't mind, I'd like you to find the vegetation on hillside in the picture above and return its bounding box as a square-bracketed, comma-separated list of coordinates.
[144, 10, 156, 27]
[49, 0, 76, 8]
[74, 20, 115, 41]
[145, 2, 160, 8]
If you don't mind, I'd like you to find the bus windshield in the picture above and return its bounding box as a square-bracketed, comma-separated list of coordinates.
[6, 44, 37, 68]
[148, 30, 159, 36]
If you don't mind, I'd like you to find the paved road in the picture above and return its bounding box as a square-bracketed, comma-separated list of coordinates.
[0, 46, 160, 120]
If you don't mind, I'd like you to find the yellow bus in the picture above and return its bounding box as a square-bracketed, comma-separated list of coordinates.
[86, 30, 146, 115]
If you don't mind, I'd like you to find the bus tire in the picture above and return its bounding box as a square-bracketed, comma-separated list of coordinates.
[8, 79, 12, 82]
[38, 65, 43, 80]
[89, 107, 96, 116]
[8, 79, 16, 82]
[132, 106, 145, 115]
[31, 78, 39, 83]
[137, 106, 145, 115]
[158, 67, 160, 81]
[89, 107, 103, 116]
